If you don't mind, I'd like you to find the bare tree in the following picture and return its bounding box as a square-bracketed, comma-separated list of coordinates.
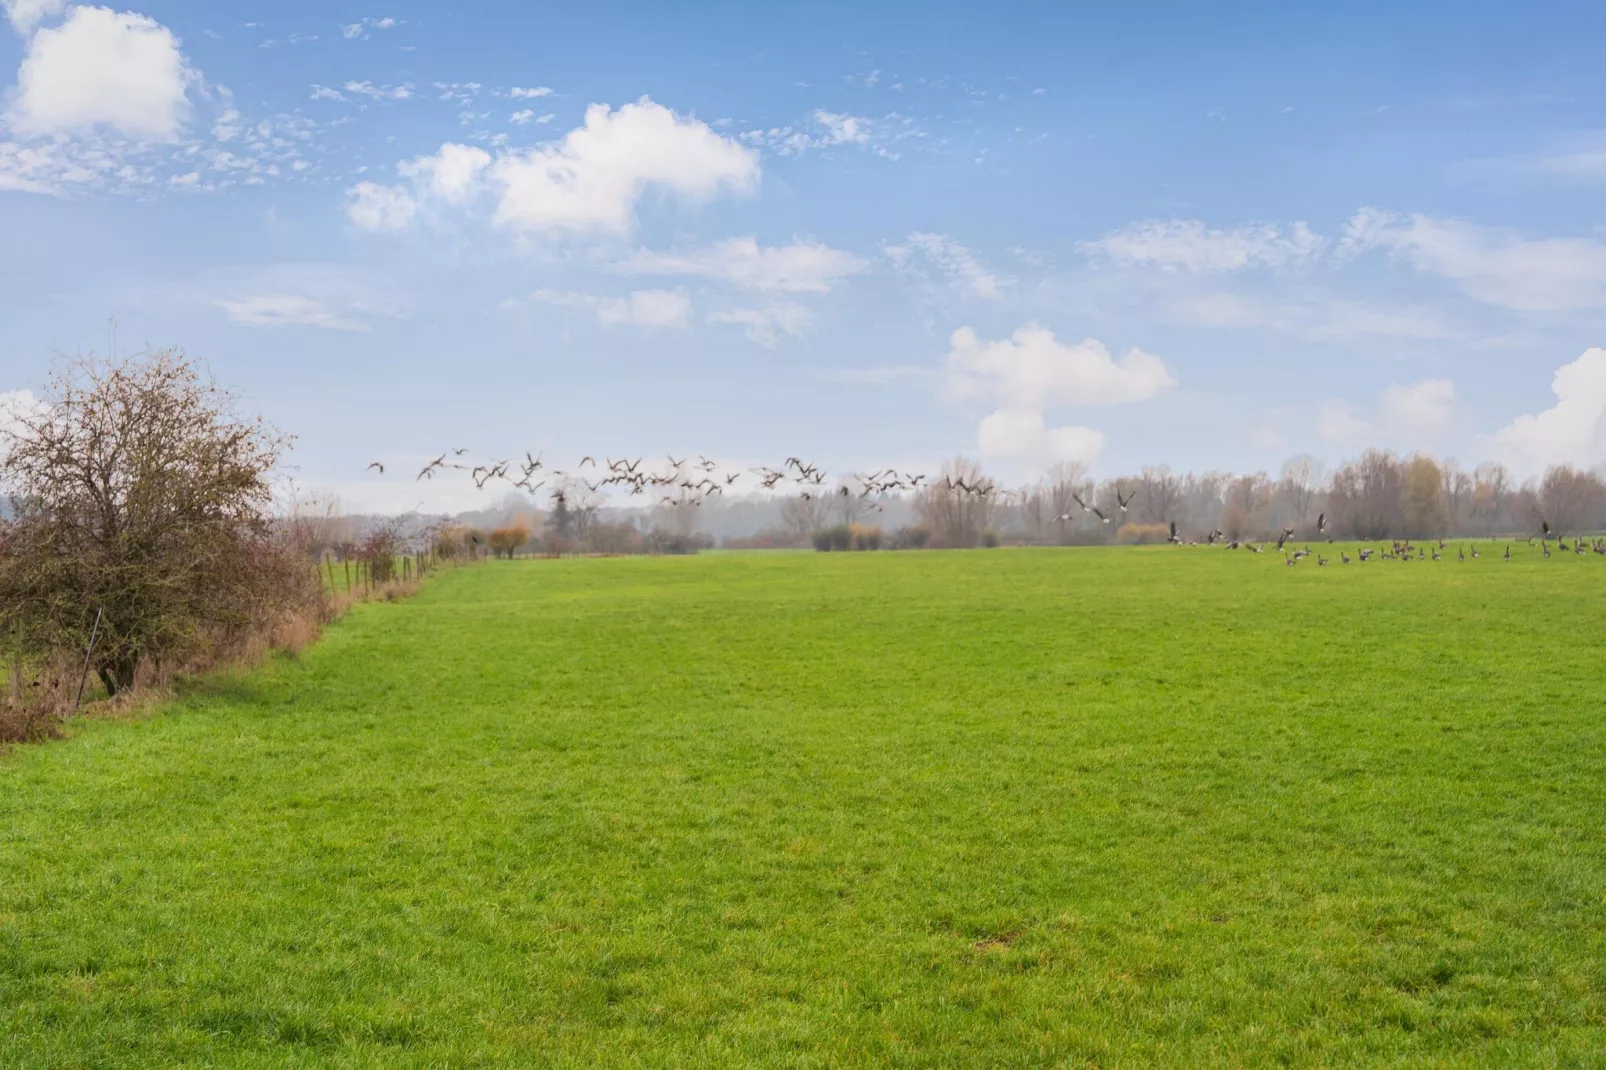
[1539, 465, 1606, 533]
[1328, 449, 1403, 539]
[1473, 462, 1513, 533]
[1277, 454, 1326, 529]
[914, 458, 998, 547]
[1137, 466, 1182, 524]
[0, 351, 312, 696]
[779, 492, 834, 541]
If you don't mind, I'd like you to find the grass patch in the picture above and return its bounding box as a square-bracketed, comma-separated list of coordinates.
[1, 546, 1604, 1065]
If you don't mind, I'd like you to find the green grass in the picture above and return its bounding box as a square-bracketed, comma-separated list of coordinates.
[2, 545, 1605, 1067]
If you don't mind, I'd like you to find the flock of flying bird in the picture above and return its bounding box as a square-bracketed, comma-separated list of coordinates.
[367, 451, 952, 509]
[364, 453, 1605, 561]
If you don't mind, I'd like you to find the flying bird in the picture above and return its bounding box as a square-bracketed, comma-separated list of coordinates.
[366, 461, 384, 473]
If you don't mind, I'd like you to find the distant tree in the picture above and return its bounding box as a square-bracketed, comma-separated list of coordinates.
[1137, 466, 1182, 524]
[1277, 454, 1326, 529]
[1329, 450, 1404, 539]
[779, 492, 834, 541]
[1402, 455, 1448, 537]
[1472, 462, 1514, 533]
[487, 524, 529, 559]
[1219, 473, 1272, 539]
[833, 481, 871, 527]
[914, 458, 997, 548]
[1539, 465, 1606, 534]
[0, 351, 312, 696]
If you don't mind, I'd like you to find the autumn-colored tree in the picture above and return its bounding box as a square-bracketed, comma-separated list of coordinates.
[1401, 455, 1448, 537]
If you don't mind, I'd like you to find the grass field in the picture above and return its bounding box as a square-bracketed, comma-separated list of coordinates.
[2, 546, 1604, 1066]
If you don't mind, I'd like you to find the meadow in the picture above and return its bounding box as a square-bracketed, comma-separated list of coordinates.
[1, 545, 1603, 1067]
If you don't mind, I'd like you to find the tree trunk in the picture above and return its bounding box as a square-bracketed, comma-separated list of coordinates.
[97, 653, 139, 697]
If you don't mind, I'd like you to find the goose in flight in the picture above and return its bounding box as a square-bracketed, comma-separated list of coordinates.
[367, 461, 384, 473]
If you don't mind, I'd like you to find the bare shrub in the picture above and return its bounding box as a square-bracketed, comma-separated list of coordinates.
[487, 524, 529, 559]
[889, 525, 932, 550]
[849, 524, 883, 551]
[0, 352, 314, 698]
[1116, 522, 1171, 545]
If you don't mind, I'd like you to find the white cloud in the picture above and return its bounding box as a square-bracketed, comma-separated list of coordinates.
[509, 86, 553, 99]
[742, 109, 876, 156]
[3, 0, 65, 33]
[345, 180, 417, 231]
[1316, 379, 1456, 446]
[0, 388, 44, 441]
[708, 303, 811, 347]
[531, 287, 691, 329]
[620, 236, 865, 293]
[944, 325, 1177, 410]
[310, 85, 346, 102]
[1493, 348, 1606, 471]
[490, 98, 757, 234]
[341, 16, 398, 39]
[1315, 399, 1372, 444]
[1079, 219, 1324, 272]
[510, 109, 535, 125]
[1380, 378, 1455, 439]
[343, 80, 411, 101]
[978, 408, 1105, 469]
[398, 142, 490, 203]
[7, 6, 193, 140]
[215, 295, 371, 332]
[886, 232, 1010, 298]
[1339, 207, 1606, 311]
[347, 102, 756, 237]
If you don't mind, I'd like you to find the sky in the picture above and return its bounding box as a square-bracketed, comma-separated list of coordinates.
[3, 0, 1606, 512]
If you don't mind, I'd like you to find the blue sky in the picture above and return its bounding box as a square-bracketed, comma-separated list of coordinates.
[3, 0, 1606, 510]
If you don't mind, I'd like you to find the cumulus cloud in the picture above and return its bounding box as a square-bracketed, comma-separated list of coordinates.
[1080, 219, 1324, 272]
[978, 408, 1105, 468]
[1317, 378, 1456, 445]
[7, 6, 193, 140]
[1381, 378, 1455, 439]
[492, 98, 757, 233]
[3, 0, 65, 33]
[345, 181, 418, 231]
[708, 303, 811, 347]
[1315, 399, 1373, 445]
[398, 142, 490, 203]
[1493, 348, 1606, 471]
[531, 288, 691, 329]
[943, 325, 1176, 410]
[1339, 207, 1606, 311]
[509, 86, 553, 99]
[347, 99, 757, 237]
[886, 232, 1010, 299]
[215, 295, 371, 332]
[620, 236, 865, 293]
